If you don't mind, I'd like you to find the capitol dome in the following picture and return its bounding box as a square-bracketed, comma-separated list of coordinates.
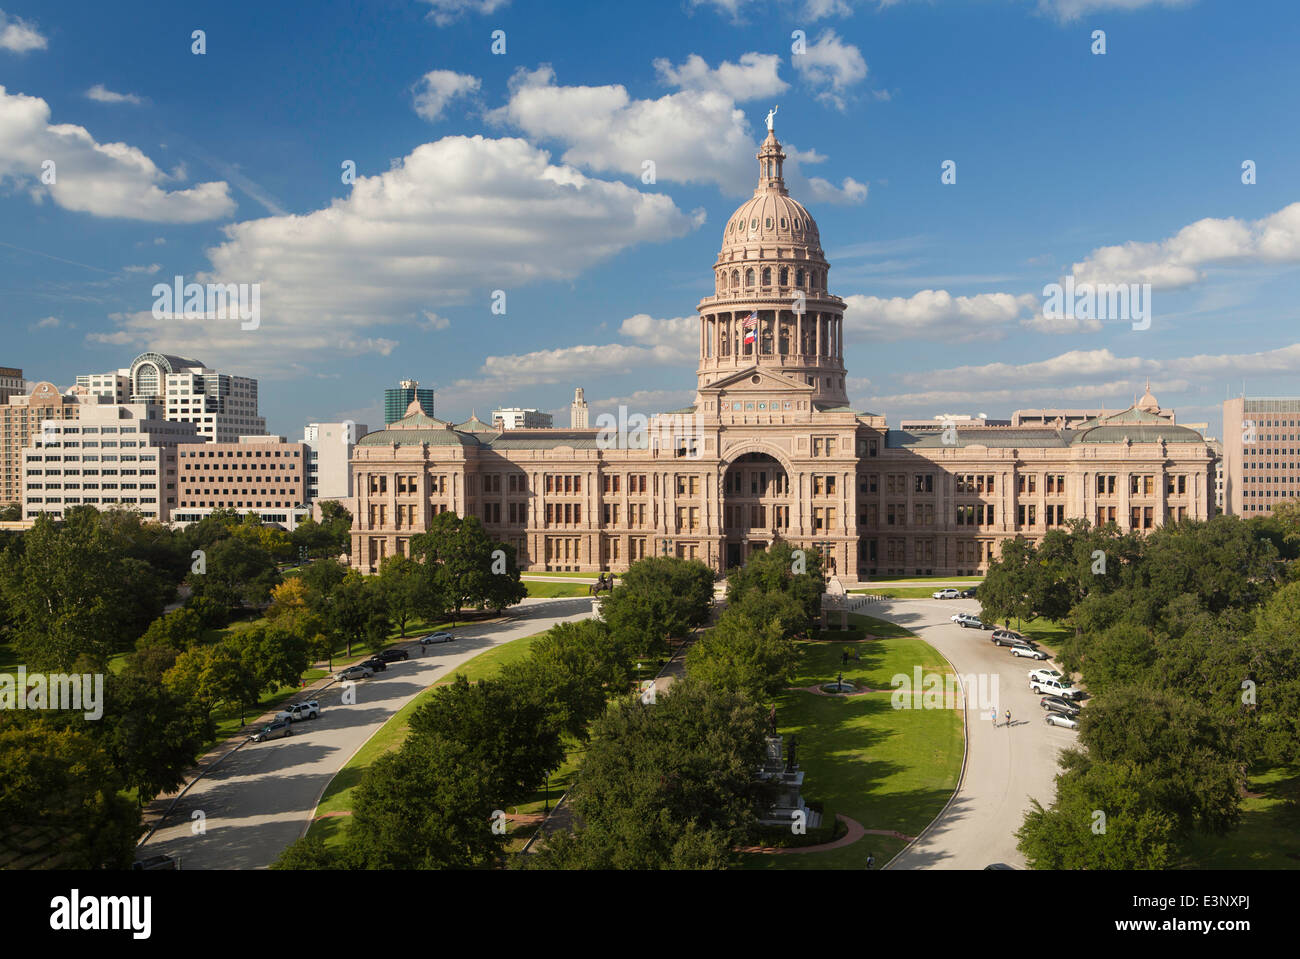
[694, 119, 847, 409]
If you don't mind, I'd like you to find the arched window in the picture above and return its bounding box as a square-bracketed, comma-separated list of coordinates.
[745, 269, 755, 287]
[780, 267, 789, 286]
[796, 268, 804, 287]
[761, 267, 771, 286]
[732, 269, 740, 288]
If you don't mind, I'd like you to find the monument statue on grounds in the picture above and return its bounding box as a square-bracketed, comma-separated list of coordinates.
[765, 105, 779, 131]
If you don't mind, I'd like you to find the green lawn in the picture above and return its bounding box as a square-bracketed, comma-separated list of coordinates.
[849, 586, 950, 599]
[1012, 618, 1073, 650]
[525, 580, 594, 598]
[308, 629, 553, 849]
[866, 575, 984, 583]
[1177, 764, 1300, 868]
[739, 613, 963, 869]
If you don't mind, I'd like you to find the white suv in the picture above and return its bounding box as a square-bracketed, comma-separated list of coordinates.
[933, 589, 961, 600]
[1028, 671, 1082, 699]
[276, 700, 320, 723]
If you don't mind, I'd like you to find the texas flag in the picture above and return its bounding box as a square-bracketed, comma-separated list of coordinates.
[743, 311, 758, 344]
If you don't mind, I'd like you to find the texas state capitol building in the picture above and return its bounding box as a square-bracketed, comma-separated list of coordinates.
[350, 123, 1214, 580]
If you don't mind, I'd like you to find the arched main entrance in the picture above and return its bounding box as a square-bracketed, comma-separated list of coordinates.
[722, 451, 791, 570]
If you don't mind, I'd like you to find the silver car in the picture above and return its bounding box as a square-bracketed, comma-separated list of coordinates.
[251, 720, 293, 743]
[334, 665, 373, 682]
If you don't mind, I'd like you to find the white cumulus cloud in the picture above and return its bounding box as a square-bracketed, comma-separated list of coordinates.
[0, 85, 234, 221]
[85, 84, 143, 106]
[0, 10, 45, 53]
[413, 70, 481, 123]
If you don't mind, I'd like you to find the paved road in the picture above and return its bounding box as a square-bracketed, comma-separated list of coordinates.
[868, 598, 1077, 870]
[138, 596, 597, 870]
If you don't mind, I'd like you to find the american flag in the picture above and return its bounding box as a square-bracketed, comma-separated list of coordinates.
[742, 311, 758, 328]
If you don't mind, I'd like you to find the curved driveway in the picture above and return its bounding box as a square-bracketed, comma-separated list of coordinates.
[139, 596, 596, 870]
[868, 597, 1076, 870]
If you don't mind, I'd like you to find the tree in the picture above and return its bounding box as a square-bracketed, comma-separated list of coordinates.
[0, 512, 169, 670]
[325, 570, 389, 658]
[598, 556, 715, 657]
[94, 674, 206, 805]
[686, 599, 800, 702]
[317, 500, 354, 558]
[344, 734, 504, 869]
[725, 539, 823, 624]
[500, 619, 634, 740]
[531, 680, 766, 870]
[137, 608, 205, 651]
[408, 674, 565, 803]
[977, 536, 1040, 629]
[481, 540, 527, 613]
[1078, 686, 1243, 836]
[375, 554, 434, 637]
[0, 722, 141, 869]
[298, 557, 348, 604]
[1017, 756, 1179, 870]
[188, 534, 281, 611]
[409, 513, 512, 619]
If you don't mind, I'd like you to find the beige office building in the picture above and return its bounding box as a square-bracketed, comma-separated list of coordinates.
[21, 402, 204, 522]
[348, 125, 1214, 578]
[1221, 397, 1300, 515]
[2, 382, 103, 507]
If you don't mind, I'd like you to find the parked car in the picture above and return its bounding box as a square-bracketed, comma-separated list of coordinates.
[1045, 711, 1080, 729]
[960, 587, 978, 598]
[132, 854, 180, 871]
[1028, 667, 1062, 684]
[419, 631, 455, 645]
[376, 648, 409, 663]
[1009, 642, 1048, 660]
[276, 700, 320, 723]
[359, 657, 387, 673]
[991, 629, 1029, 647]
[932, 588, 961, 600]
[1039, 694, 1081, 715]
[251, 720, 293, 742]
[951, 612, 989, 628]
[335, 665, 373, 682]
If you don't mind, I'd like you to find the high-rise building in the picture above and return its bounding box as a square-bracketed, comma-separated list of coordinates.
[0, 367, 24, 404]
[79, 352, 266, 443]
[2, 382, 102, 506]
[492, 408, 553, 430]
[1222, 397, 1300, 515]
[570, 387, 588, 429]
[21, 402, 204, 522]
[303, 421, 369, 500]
[384, 379, 435, 425]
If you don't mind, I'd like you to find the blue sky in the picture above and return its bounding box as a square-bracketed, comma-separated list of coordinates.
[3, 0, 1299, 439]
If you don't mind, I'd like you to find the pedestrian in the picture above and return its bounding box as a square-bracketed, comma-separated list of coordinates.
[1005, 708, 1012, 727]
[990, 706, 997, 726]
[853, 647, 860, 663]
[842, 650, 849, 666]
[866, 851, 875, 870]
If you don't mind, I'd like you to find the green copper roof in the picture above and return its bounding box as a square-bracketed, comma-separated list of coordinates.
[356, 428, 482, 448]
[455, 414, 498, 433]
[887, 429, 1067, 449]
[488, 431, 602, 450]
[1071, 424, 1207, 444]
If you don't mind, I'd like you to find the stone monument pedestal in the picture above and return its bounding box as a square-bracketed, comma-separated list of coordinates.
[756, 735, 821, 829]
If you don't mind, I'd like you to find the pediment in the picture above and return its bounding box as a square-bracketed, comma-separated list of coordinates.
[699, 365, 813, 396]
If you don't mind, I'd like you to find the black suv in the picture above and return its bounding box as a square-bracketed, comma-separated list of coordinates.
[359, 657, 388, 673]
[376, 648, 409, 663]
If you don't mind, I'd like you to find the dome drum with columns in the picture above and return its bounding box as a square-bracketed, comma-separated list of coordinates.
[696, 127, 848, 407]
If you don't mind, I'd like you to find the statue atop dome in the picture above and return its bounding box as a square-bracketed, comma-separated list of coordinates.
[765, 105, 779, 132]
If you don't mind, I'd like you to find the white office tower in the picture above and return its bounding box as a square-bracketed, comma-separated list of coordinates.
[79, 352, 267, 443]
[303, 421, 369, 500]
